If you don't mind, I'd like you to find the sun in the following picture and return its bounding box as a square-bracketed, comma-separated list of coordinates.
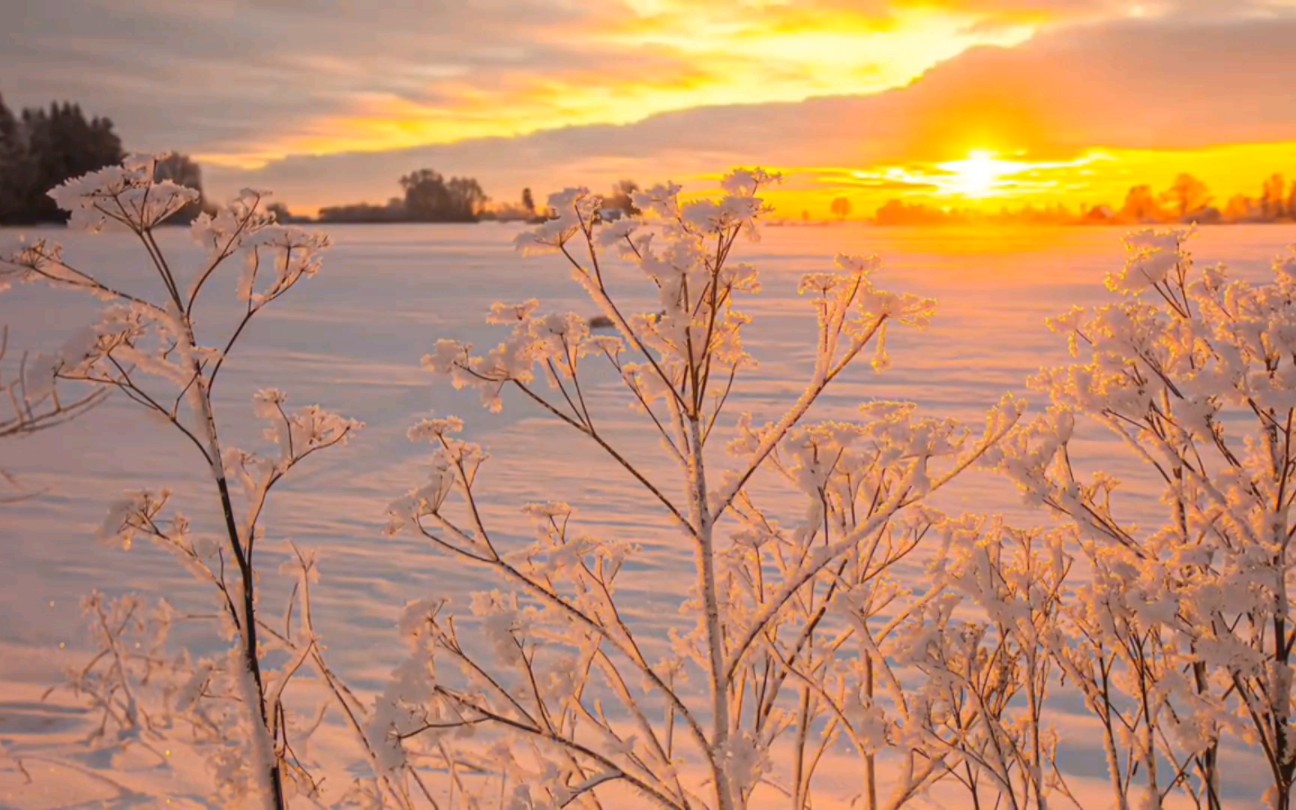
[940, 150, 1016, 198]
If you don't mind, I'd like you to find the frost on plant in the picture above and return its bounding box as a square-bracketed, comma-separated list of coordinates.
[0, 155, 390, 809]
[383, 170, 1021, 808]
[0, 322, 106, 497]
[993, 229, 1296, 810]
[15, 156, 1296, 810]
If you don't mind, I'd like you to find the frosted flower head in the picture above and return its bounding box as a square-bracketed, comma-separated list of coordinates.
[522, 501, 573, 522]
[49, 154, 200, 232]
[0, 236, 50, 290]
[720, 167, 780, 196]
[631, 182, 682, 219]
[98, 489, 172, 550]
[681, 196, 763, 234]
[1274, 248, 1296, 290]
[1108, 228, 1191, 294]
[251, 387, 287, 417]
[487, 300, 541, 325]
[513, 187, 596, 257]
[407, 416, 465, 442]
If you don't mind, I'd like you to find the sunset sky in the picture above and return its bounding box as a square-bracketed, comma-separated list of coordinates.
[4, 0, 1296, 216]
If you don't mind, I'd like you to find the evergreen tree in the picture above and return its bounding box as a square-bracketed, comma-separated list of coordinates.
[19, 101, 123, 222]
[0, 94, 29, 224]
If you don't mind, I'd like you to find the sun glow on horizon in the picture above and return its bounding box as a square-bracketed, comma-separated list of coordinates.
[833, 149, 1119, 213]
[939, 150, 1018, 198]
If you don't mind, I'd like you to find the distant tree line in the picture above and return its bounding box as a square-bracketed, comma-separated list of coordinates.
[0, 94, 207, 225]
[485, 179, 640, 224]
[319, 169, 489, 223]
[1075, 170, 1296, 225]
[870, 170, 1296, 227]
[318, 174, 644, 225]
[1145, 171, 1296, 224]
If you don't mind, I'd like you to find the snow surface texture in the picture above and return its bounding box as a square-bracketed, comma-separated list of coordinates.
[1, 221, 1294, 807]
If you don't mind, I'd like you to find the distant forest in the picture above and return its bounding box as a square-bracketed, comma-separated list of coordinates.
[861, 171, 1296, 226]
[0, 95, 516, 226]
[316, 176, 641, 224]
[4, 95, 1295, 228]
[0, 93, 633, 226]
[0, 95, 207, 225]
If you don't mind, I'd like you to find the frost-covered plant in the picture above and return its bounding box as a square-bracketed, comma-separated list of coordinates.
[0, 325, 105, 497]
[0, 155, 366, 808]
[993, 230, 1296, 810]
[893, 517, 1074, 810]
[0, 325, 104, 440]
[722, 414, 1026, 810]
[381, 171, 1021, 808]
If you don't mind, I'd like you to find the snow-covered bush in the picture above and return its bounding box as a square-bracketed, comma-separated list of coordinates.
[380, 171, 1022, 808]
[0, 155, 364, 808]
[994, 229, 1296, 810]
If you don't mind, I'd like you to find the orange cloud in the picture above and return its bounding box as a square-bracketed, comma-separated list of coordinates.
[75, 1, 1068, 170]
[12, 0, 1289, 175]
[171, 6, 1296, 216]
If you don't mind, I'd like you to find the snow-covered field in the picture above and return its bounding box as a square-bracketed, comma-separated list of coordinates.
[2, 221, 1294, 807]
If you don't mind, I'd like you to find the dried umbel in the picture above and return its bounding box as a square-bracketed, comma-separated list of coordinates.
[2, 155, 368, 809]
[382, 170, 1019, 809]
[15, 156, 1295, 810]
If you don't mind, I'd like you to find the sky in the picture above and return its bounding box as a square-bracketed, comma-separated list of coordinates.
[3, 0, 1296, 216]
